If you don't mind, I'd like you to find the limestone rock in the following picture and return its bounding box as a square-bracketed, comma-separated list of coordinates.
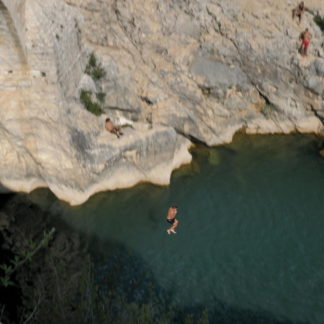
[313, 59, 324, 77]
[78, 74, 97, 93]
[306, 76, 324, 95]
[190, 57, 249, 90]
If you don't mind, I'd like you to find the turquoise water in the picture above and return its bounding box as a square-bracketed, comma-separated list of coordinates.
[34, 134, 324, 323]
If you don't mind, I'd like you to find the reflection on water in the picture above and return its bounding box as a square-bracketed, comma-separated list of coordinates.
[29, 134, 324, 323]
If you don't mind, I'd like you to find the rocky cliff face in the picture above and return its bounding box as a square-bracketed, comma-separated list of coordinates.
[0, 0, 323, 204]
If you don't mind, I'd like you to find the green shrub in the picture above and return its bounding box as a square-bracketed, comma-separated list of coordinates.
[88, 53, 97, 68]
[80, 89, 92, 106]
[0, 228, 55, 288]
[80, 90, 104, 116]
[314, 15, 324, 32]
[96, 91, 106, 103]
[92, 66, 106, 80]
[85, 53, 106, 81]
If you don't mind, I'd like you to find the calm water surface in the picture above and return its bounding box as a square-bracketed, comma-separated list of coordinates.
[32, 134, 324, 323]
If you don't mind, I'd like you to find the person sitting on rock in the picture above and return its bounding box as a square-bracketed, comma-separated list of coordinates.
[299, 28, 312, 56]
[292, 2, 306, 24]
[105, 118, 123, 138]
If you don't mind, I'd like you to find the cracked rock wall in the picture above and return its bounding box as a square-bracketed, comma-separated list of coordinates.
[71, 0, 324, 144]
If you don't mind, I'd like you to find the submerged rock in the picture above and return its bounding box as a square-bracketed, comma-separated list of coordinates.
[319, 149, 324, 157]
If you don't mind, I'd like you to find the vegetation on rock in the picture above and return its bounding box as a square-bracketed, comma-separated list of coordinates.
[80, 53, 107, 116]
[0, 228, 55, 288]
[96, 91, 106, 103]
[85, 53, 106, 81]
[80, 89, 104, 116]
[314, 15, 324, 32]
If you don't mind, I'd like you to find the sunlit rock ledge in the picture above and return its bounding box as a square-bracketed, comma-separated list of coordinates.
[0, 123, 192, 205]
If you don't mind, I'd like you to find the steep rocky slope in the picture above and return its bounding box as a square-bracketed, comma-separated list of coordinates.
[0, 0, 323, 204]
[70, 0, 324, 142]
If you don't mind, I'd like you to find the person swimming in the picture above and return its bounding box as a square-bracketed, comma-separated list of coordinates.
[166, 206, 179, 234]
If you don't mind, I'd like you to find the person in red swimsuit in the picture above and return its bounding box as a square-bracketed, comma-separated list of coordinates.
[299, 28, 312, 56]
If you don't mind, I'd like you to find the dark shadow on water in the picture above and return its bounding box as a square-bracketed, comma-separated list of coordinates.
[0, 181, 15, 209]
[0, 193, 14, 209]
[178, 302, 310, 324]
[1, 192, 312, 324]
[89, 236, 310, 324]
[90, 236, 172, 304]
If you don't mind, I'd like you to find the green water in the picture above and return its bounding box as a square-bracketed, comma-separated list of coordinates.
[33, 134, 324, 323]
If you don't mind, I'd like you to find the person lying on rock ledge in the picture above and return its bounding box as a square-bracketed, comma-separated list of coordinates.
[105, 118, 123, 138]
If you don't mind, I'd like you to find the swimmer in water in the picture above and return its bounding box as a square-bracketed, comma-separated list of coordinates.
[166, 206, 179, 234]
